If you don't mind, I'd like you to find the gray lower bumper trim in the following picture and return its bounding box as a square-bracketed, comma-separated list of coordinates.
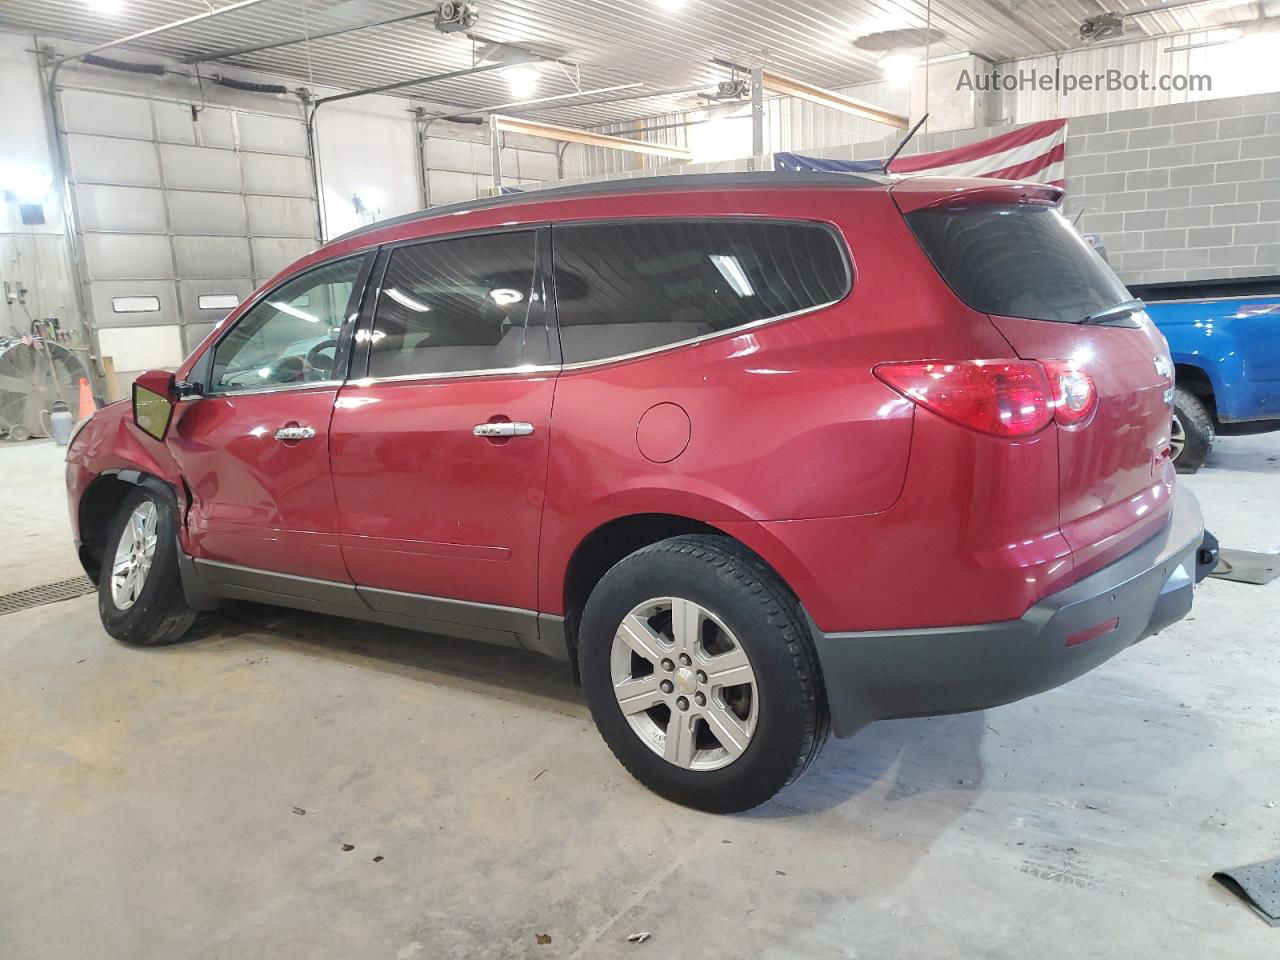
[813, 486, 1205, 738]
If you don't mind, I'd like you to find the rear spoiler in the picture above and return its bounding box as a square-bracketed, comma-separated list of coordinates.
[889, 177, 1064, 214]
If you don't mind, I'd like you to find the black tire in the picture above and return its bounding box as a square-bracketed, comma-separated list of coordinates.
[1172, 386, 1214, 474]
[97, 486, 197, 646]
[579, 534, 829, 813]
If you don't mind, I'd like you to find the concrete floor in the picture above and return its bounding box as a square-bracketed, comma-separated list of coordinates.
[1, 435, 1278, 959]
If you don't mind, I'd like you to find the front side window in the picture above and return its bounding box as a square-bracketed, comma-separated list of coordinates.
[209, 257, 364, 393]
[367, 230, 541, 378]
[552, 219, 850, 364]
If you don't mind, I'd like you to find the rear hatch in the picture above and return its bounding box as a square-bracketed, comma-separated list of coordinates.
[894, 179, 1176, 576]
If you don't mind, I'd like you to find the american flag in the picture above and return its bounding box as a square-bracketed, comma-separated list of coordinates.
[774, 118, 1068, 187]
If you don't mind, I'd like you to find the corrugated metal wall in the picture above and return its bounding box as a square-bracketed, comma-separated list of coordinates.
[999, 28, 1279, 121]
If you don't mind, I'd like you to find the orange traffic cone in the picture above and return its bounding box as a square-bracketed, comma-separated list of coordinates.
[77, 378, 96, 419]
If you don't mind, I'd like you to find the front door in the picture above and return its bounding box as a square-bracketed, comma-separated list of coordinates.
[170, 253, 371, 582]
[328, 228, 556, 622]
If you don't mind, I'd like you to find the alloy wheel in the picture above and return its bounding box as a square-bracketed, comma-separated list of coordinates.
[609, 597, 759, 771]
[1170, 413, 1186, 462]
[110, 500, 158, 611]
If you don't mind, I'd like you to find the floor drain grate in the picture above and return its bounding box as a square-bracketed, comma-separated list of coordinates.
[0, 576, 96, 616]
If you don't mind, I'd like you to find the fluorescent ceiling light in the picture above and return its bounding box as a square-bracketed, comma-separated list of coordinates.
[709, 255, 755, 297]
[881, 50, 918, 84]
[505, 66, 538, 99]
[385, 287, 431, 313]
[270, 301, 319, 322]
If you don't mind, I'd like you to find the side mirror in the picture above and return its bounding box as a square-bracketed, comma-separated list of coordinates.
[132, 369, 176, 441]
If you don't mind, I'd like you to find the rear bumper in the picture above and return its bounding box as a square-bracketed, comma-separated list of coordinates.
[812, 486, 1205, 738]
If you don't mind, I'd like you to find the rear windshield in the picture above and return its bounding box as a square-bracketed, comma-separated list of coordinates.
[905, 203, 1131, 324]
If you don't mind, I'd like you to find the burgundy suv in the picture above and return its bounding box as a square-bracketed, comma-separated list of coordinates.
[66, 172, 1207, 812]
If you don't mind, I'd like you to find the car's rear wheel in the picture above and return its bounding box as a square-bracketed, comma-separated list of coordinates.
[1171, 386, 1214, 474]
[579, 535, 828, 812]
[98, 487, 197, 646]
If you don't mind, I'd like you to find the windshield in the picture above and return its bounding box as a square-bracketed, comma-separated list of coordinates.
[905, 203, 1132, 324]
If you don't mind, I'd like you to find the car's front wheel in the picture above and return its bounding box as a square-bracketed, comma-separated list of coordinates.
[97, 486, 197, 646]
[579, 535, 828, 813]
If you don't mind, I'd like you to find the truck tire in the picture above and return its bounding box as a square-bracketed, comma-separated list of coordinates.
[1172, 386, 1214, 474]
[97, 486, 197, 646]
[578, 534, 829, 813]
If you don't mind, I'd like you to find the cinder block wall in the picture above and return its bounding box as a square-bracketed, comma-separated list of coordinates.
[1061, 92, 1280, 285]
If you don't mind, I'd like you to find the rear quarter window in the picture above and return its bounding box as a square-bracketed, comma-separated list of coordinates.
[906, 203, 1131, 324]
[552, 219, 850, 364]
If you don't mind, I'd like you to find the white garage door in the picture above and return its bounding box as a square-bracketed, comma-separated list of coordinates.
[420, 118, 561, 206]
[58, 83, 319, 386]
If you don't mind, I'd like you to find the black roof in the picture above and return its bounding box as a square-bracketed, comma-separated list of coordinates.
[327, 170, 890, 246]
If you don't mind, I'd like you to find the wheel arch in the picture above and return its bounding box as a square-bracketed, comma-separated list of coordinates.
[1173, 360, 1218, 423]
[77, 469, 184, 583]
[557, 512, 797, 667]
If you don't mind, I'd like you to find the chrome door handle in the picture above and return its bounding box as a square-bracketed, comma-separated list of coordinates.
[274, 425, 316, 441]
[473, 421, 534, 438]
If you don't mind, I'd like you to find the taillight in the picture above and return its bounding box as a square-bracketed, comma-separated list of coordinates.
[1042, 360, 1097, 426]
[874, 359, 1053, 438]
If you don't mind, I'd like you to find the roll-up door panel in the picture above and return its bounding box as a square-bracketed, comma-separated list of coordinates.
[514, 149, 559, 181]
[153, 102, 236, 148]
[178, 278, 254, 322]
[83, 234, 174, 280]
[167, 191, 249, 235]
[61, 90, 153, 139]
[249, 238, 317, 281]
[76, 185, 168, 233]
[426, 137, 481, 171]
[159, 143, 242, 192]
[182, 322, 220, 354]
[251, 237, 315, 279]
[241, 153, 313, 197]
[236, 113, 308, 156]
[246, 195, 315, 238]
[91, 280, 180, 328]
[427, 169, 481, 206]
[174, 236, 253, 279]
[67, 135, 161, 186]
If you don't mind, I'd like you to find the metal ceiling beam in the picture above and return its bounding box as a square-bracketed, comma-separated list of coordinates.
[493, 115, 692, 159]
[437, 83, 644, 120]
[52, 0, 279, 68]
[312, 54, 542, 107]
[183, 8, 439, 64]
[760, 69, 908, 129]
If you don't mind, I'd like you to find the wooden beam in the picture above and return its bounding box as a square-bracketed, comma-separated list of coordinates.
[761, 70, 909, 129]
[493, 115, 692, 160]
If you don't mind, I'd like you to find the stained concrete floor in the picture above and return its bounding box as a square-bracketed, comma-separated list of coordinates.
[1, 434, 1278, 959]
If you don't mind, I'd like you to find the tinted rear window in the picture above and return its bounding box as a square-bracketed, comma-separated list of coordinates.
[553, 219, 849, 364]
[905, 203, 1130, 324]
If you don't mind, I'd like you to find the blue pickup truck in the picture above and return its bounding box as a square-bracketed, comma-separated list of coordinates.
[1131, 278, 1280, 472]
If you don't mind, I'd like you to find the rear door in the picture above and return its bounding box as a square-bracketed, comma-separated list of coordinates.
[899, 190, 1176, 575]
[327, 227, 557, 624]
